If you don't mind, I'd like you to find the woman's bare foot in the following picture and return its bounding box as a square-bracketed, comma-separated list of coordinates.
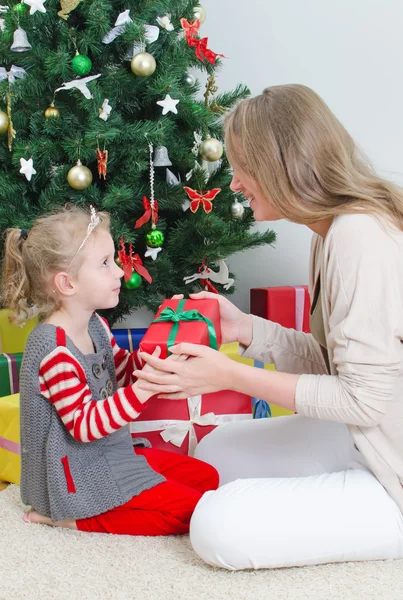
[22, 510, 77, 530]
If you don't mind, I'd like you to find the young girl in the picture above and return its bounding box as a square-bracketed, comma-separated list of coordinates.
[1, 205, 218, 535]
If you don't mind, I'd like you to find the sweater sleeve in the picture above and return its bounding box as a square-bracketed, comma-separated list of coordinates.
[238, 314, 328, 375]
[295, 215, 403, 426]
[97, 314, 142, 387]
[39, 346, 147, 442]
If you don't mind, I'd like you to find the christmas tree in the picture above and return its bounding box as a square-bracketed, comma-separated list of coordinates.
[0, 0, 275, 324]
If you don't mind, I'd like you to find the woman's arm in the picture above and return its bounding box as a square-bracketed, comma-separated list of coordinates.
[240, 314, 328, 375]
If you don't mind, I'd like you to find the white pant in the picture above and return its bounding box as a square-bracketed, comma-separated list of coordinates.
[191, 415, 403, 570]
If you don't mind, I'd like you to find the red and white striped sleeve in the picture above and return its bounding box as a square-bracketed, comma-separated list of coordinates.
[97, 315, 142, 387]
[39, 346, 147, 443]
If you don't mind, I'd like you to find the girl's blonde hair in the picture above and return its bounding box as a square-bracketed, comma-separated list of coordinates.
[225, 84, 403, 228]
[1, 205, 110, 325]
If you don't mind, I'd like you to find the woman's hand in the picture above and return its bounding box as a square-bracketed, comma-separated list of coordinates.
[134, 344, 236, 400]
[171, 292, 253, 347]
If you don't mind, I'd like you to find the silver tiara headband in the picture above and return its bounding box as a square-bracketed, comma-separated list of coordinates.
[67, 206, 100, 269]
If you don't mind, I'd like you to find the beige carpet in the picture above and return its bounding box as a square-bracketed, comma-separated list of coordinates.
[1, 485, 402, 600]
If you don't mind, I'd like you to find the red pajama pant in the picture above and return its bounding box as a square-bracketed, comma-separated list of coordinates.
[76, 448, 219, 536]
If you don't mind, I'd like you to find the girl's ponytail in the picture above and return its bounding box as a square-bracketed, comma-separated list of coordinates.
[1, 228, 33, 325]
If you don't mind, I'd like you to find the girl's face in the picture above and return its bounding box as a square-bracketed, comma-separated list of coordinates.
[229, 168, 282, 222]
[74, 229, 124, 311]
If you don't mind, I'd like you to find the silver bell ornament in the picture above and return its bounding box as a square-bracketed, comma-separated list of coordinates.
[153, 146, 172, 167]
[231, 200, 245, 219]
[10, 27, 32, 52]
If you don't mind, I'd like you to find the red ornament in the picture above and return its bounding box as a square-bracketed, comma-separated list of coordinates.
[96, 148, 108, 180]
[183, 186, 222, 214]
[134, 196, 159, 229]
[118, 237, 152, 284]
[180, 18, 224, 65]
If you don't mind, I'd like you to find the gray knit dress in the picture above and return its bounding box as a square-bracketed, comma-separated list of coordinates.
[19, 313, 165, 522]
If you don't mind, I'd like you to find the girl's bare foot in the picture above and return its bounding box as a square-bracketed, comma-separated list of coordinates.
[22, 510, 77, 530]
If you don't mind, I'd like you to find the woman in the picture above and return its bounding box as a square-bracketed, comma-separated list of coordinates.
[135, 84, 403, 570]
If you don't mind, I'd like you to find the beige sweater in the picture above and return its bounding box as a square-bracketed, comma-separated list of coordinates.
[241, 213, 403, 513]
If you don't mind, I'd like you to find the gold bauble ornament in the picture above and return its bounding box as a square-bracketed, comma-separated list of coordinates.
[44, 104, 61, 119]
[0, 110, 10, 135]
[130, 52, 156, 77]
[199, 137, 223, 162]
[67, 160, 93, 190]
[193, 5, 206, 23]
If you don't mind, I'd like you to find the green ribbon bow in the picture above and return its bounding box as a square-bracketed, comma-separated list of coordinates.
[152, 298, 218, 354]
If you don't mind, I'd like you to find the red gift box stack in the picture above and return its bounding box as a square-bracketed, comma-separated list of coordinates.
[131, 391, 252, 456]
[250, 286, 311, 332]
[133, 298, 252, 455]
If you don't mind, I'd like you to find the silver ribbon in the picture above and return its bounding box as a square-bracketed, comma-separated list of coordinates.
[0, 64, 27, 84]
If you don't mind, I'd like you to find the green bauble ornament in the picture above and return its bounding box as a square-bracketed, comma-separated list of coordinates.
[146, 229, 164, 248]
[72, 54, 92, 76]
[124, 272, 142, 290]
[14, 2, 29, 16]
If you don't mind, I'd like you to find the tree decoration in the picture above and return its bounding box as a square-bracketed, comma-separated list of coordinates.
[156, 14, 174, 31]
[156, 94, 179, 115]
[58, 0, 82, 20]
[146, 229, 164, 247]
[125, 272, 142, 289]
[67, 159, 92, 190]
[199, 136, 223, 162]
[193, 5, 206, 24]
[144, 246, 162, 260]
[19, 157, 36, 181]
[117, 236, 152, 285]
[231, 199, 245, 219]
[44, 102, 60, 119]
[96, 145, 108, 180]
[134, 142, 164, 254]
[72, 53, 92, 76]
[23, 0, 47, 15]
[180, 18, 224, 65]
[131, 52, 156, 77]
[55, 74, 101, 100]
[13, 2, 29, 16]
[182, 72, 196, 87]
[10, 27, 32, 52]
[0, 65, 27, 150]
[183, 186, 221, 214]
[99, 99, 112, 121]
[184, 259, 234, 291]
[102, 10, 132, 44]
[0, 111, 9, 135]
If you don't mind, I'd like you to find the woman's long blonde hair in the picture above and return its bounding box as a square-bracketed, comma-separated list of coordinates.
[1, 205, 110, 325]
[225, 84, 403, 228]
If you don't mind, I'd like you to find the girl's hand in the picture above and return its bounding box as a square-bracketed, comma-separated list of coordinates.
[134, 344, 236, 400]
[171, 292, 253, 347]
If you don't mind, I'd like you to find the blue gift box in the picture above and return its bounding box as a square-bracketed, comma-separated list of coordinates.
[111, 328, 147, 352]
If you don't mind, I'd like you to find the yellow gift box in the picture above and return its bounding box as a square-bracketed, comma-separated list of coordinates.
[219, 342, 293, 418]
[0, 309, 38, 354]
[0, 393, 20, 484]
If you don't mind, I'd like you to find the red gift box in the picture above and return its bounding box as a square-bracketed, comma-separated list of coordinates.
[139, 298, 222, 359]
[250, 286, 311, 332]
[130, 391, 252, 455]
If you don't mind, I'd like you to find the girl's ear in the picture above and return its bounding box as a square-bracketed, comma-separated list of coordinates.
[53, 272, 76, 297]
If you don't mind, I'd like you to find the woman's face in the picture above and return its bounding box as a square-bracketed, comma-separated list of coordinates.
[229, 168, 282, 222]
